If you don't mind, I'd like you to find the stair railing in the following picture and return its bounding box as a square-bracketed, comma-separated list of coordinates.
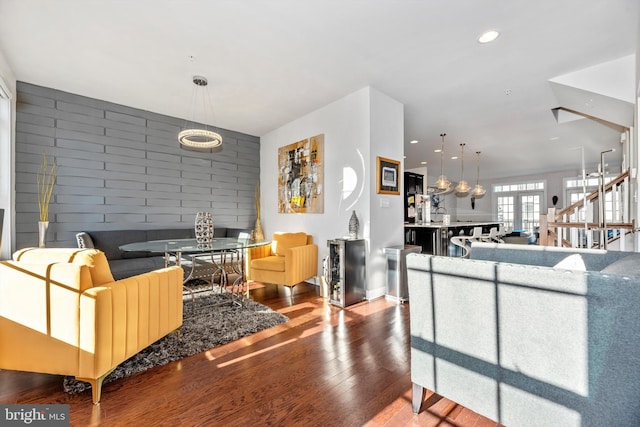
[540, 169, 634, 248]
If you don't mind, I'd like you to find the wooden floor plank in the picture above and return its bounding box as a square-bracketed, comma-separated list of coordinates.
[0, 282, 500, 426]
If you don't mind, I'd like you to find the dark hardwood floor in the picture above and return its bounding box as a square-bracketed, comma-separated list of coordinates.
[0, 282, 501, 427]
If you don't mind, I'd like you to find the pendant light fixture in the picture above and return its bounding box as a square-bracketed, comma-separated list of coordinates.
[178, 75, 223, 149]
[455, 143, 470, 196]
[472, 151, 487, 197]
[434, 133, 453, 193]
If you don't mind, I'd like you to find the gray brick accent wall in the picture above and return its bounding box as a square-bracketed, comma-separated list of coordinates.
[15, 82, 260, 248]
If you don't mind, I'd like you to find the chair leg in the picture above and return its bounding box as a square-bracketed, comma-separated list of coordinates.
[289, 284, 296, 304]
[412, 382, 425, 413]
[76, 366, 116, 405]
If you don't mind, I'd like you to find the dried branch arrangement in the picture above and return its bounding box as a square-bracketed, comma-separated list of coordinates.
[37, 152, 57, 222]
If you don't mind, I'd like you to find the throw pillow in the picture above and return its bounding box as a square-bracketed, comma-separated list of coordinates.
[76, 232, 95, 249]
[553, 254, 587, 271]
[600, 254, 640, 277]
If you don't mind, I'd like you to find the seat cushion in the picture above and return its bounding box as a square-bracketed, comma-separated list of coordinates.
[272, 232, 308, 256]
[251, 255, 285, 272]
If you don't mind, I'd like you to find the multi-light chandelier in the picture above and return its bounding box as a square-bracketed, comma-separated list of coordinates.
[430, 133, 486, 198]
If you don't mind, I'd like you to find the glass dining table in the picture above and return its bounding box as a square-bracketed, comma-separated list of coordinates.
[120, 237, 271, 304]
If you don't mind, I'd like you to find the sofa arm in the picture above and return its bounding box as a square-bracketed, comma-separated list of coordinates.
[78, 266, 183, 383]
[0, 261, 90, 376]
[284, 244, 318, 285]
[246, 244, 273, 281]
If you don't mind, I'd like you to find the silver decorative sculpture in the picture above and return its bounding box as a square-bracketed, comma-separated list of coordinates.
[348, 210, 359, 239]
[195, 212, 214, 245]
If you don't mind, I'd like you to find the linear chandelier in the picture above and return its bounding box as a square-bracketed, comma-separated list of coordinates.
[178, 75, 222, 149]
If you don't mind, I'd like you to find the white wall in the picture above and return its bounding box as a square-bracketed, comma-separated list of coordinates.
[0, 50, 16, 260]
[406, 166, 427, 176]
[368, 88, 404, 298]
[260, 86, 404, 299]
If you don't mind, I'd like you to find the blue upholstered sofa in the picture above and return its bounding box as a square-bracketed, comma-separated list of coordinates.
[76, 227, 250, 280]
[407, 242, 640, 426]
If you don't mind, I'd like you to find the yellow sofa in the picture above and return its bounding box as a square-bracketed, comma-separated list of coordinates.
[0, 248, 183, 404]
[248, 232, 318, 296]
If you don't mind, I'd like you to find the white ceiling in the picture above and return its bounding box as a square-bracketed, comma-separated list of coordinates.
[0, 0, 637, 180]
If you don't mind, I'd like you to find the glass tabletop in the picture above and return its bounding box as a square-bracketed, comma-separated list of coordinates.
[120, 237, 271, 254]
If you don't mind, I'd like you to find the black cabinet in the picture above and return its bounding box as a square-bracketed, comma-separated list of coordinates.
[405, 172, 423, 194]
[404, 172, 424, 223]
[326, 238, 366, 308]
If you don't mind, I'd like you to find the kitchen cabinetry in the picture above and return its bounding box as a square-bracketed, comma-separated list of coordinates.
[404, 172, 423, 223]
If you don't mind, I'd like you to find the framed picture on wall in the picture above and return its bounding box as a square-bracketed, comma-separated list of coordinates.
[376, 156, 401, 195]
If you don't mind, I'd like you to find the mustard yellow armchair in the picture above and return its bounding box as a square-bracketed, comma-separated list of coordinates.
[248, 232, 318, 296]
[0, 248, 183, 404]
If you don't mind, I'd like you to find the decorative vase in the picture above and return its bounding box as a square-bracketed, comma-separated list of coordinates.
[254, 218, 265, 241]
[38, 221, 49, 248]
[194, 212, 214, 245]
[348, 210, 359, 239]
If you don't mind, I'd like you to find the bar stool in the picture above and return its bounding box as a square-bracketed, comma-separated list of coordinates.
[468, 226, 484, 242]
[450, 231, 471, 258]
[481, 227, 503, 243]
[451, 227, 483, 257]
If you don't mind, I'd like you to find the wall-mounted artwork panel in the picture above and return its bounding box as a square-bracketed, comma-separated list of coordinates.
[278, 134, 324, 213]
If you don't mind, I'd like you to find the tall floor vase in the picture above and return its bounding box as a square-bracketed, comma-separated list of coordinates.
[254, 218, 265, 241]
[38, 221, 49, 248]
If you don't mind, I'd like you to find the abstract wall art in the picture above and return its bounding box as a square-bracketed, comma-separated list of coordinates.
[278, 134, 324, 213]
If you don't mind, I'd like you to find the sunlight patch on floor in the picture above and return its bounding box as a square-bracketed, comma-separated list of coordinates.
[213, 339, 297, 367]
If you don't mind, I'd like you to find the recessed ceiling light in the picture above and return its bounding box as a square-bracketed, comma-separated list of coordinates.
[420, 161, 427, 164]
[410, 140, 419, 144]
[451, 156, 459, 160]
[434, 149, 442, 153]
[478, 30, 500, 44]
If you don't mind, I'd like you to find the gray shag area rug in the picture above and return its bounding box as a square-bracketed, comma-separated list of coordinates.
[63, 289, 288, 394]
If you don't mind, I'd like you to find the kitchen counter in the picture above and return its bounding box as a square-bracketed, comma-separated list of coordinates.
[404, 221, 501, 255]
[404, 221, 501, 229]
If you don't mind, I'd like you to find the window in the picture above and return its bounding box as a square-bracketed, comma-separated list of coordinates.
[494, 180, 545, 234]
[496, 196, 514, 229]
[0, 75, 12, 259]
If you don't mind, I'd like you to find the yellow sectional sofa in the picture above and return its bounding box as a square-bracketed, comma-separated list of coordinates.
[0, 248, 183, 404]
